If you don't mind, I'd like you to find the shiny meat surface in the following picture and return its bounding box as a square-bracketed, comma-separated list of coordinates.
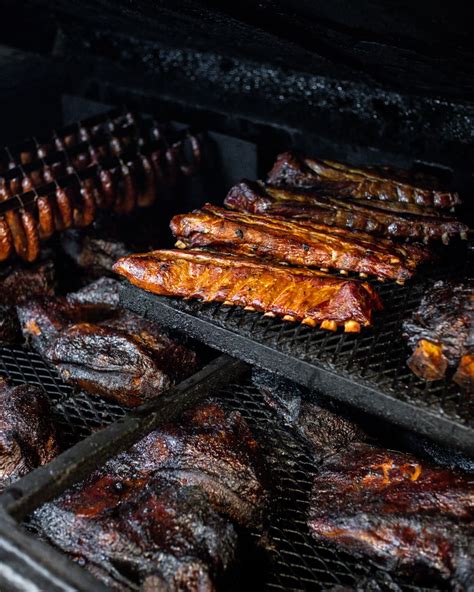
[308, 443, 474, 588]
[32, 400, 269, 591]
[268, 152, 461, 209]
[171, 204, 430, 282]
[0, 377, 58, 490]
[225, 179, 467, 243]
[113, 249, 383, 332]
[17, 278, 198, 406]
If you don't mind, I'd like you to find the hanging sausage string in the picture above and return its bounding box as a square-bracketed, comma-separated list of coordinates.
[0, 109, 202, 263]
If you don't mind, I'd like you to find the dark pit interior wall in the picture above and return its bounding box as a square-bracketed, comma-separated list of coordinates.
[0, 46, 63, 145]
[1, 1, 473, 219]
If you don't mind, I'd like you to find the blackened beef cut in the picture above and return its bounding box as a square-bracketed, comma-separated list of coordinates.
[17, 278, 198, 406]
[308, 443, 474, 589]
[0, 259, 55, 342]
[253, 369, 366, 456]
[35, 479, 237, 592]
[403, 280, 473, 389]
[0, 377, 58, 489]
[32, 400, 269, 591]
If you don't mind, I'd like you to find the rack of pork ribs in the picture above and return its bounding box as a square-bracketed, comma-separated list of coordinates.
[225, 152, 468, 244]
[115, 150, 469, 334]
[0, 109, 202, 264]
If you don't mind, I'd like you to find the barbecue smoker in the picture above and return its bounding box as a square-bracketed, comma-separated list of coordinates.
[0, 2, 472, 591]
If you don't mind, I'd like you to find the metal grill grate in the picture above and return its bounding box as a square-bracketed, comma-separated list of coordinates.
[0, 344, 126, 448]
[120, 244, 473, 455]
[0, 345, 451, 590]
[219, 380, 449, 592]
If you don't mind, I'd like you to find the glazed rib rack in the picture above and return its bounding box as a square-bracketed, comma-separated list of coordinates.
[120, 242, 474, 456]
[0, 346, 453, 591]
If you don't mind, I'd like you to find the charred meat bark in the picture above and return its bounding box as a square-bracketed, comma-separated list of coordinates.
[403, 280, 473, 389]
[0, 258, 55, 303]
[114, 249, 383, 332]
[17, 278, 198, 406]
[171, 204, 430, 283]
[32, 400, 268, 591]
[48, 313, 198, 407]
[0, 377, 58, 489]
[0, 259, 55, 343]
[308, 443, 474, 588]
[17, 277, 120, 358]
[60, 231, 131, 278]
[225, 180, 468, 244]
[268, 152, 461, 209]
[253, 370, 366, 456]
[35, 479, 237, 592]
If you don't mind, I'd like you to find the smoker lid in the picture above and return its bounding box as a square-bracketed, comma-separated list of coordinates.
[31, 0, 474, 101]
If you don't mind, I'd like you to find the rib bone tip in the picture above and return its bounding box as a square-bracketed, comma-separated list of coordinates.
[344, 320, 361, 333]
[321, 320, 337, 331]
[282, 315, 296, 322]
[302, 318, 317, 327]
[359, 272, 368, 278]
[175, 240, 187, 249]
[263, 312, 276, 318]
[244, 306, 256, 312]
[460, 231, 468, 240]
[339, 269, 348, 276]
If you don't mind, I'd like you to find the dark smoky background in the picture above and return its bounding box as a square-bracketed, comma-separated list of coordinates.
[0, 1, 472, 219]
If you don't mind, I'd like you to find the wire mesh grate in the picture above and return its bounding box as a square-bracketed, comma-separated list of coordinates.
[120, 246, 473, 451]
[218, 380, 450, 592]
[0, 345, 456, 590]
[0, 344, 127, 448]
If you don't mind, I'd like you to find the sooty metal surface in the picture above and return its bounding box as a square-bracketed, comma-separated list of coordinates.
[0, 344, 126, 448]
[120, 245, 473, 457]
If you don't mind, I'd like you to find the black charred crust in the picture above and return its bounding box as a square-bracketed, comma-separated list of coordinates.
[0, 378, 58, 491]
[309, 442, 474, 585]
[403, 280, 471, 365]
[17, 278, 198, 407]
[31, 399, 269, 589]
[0, 259, 56, 344]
